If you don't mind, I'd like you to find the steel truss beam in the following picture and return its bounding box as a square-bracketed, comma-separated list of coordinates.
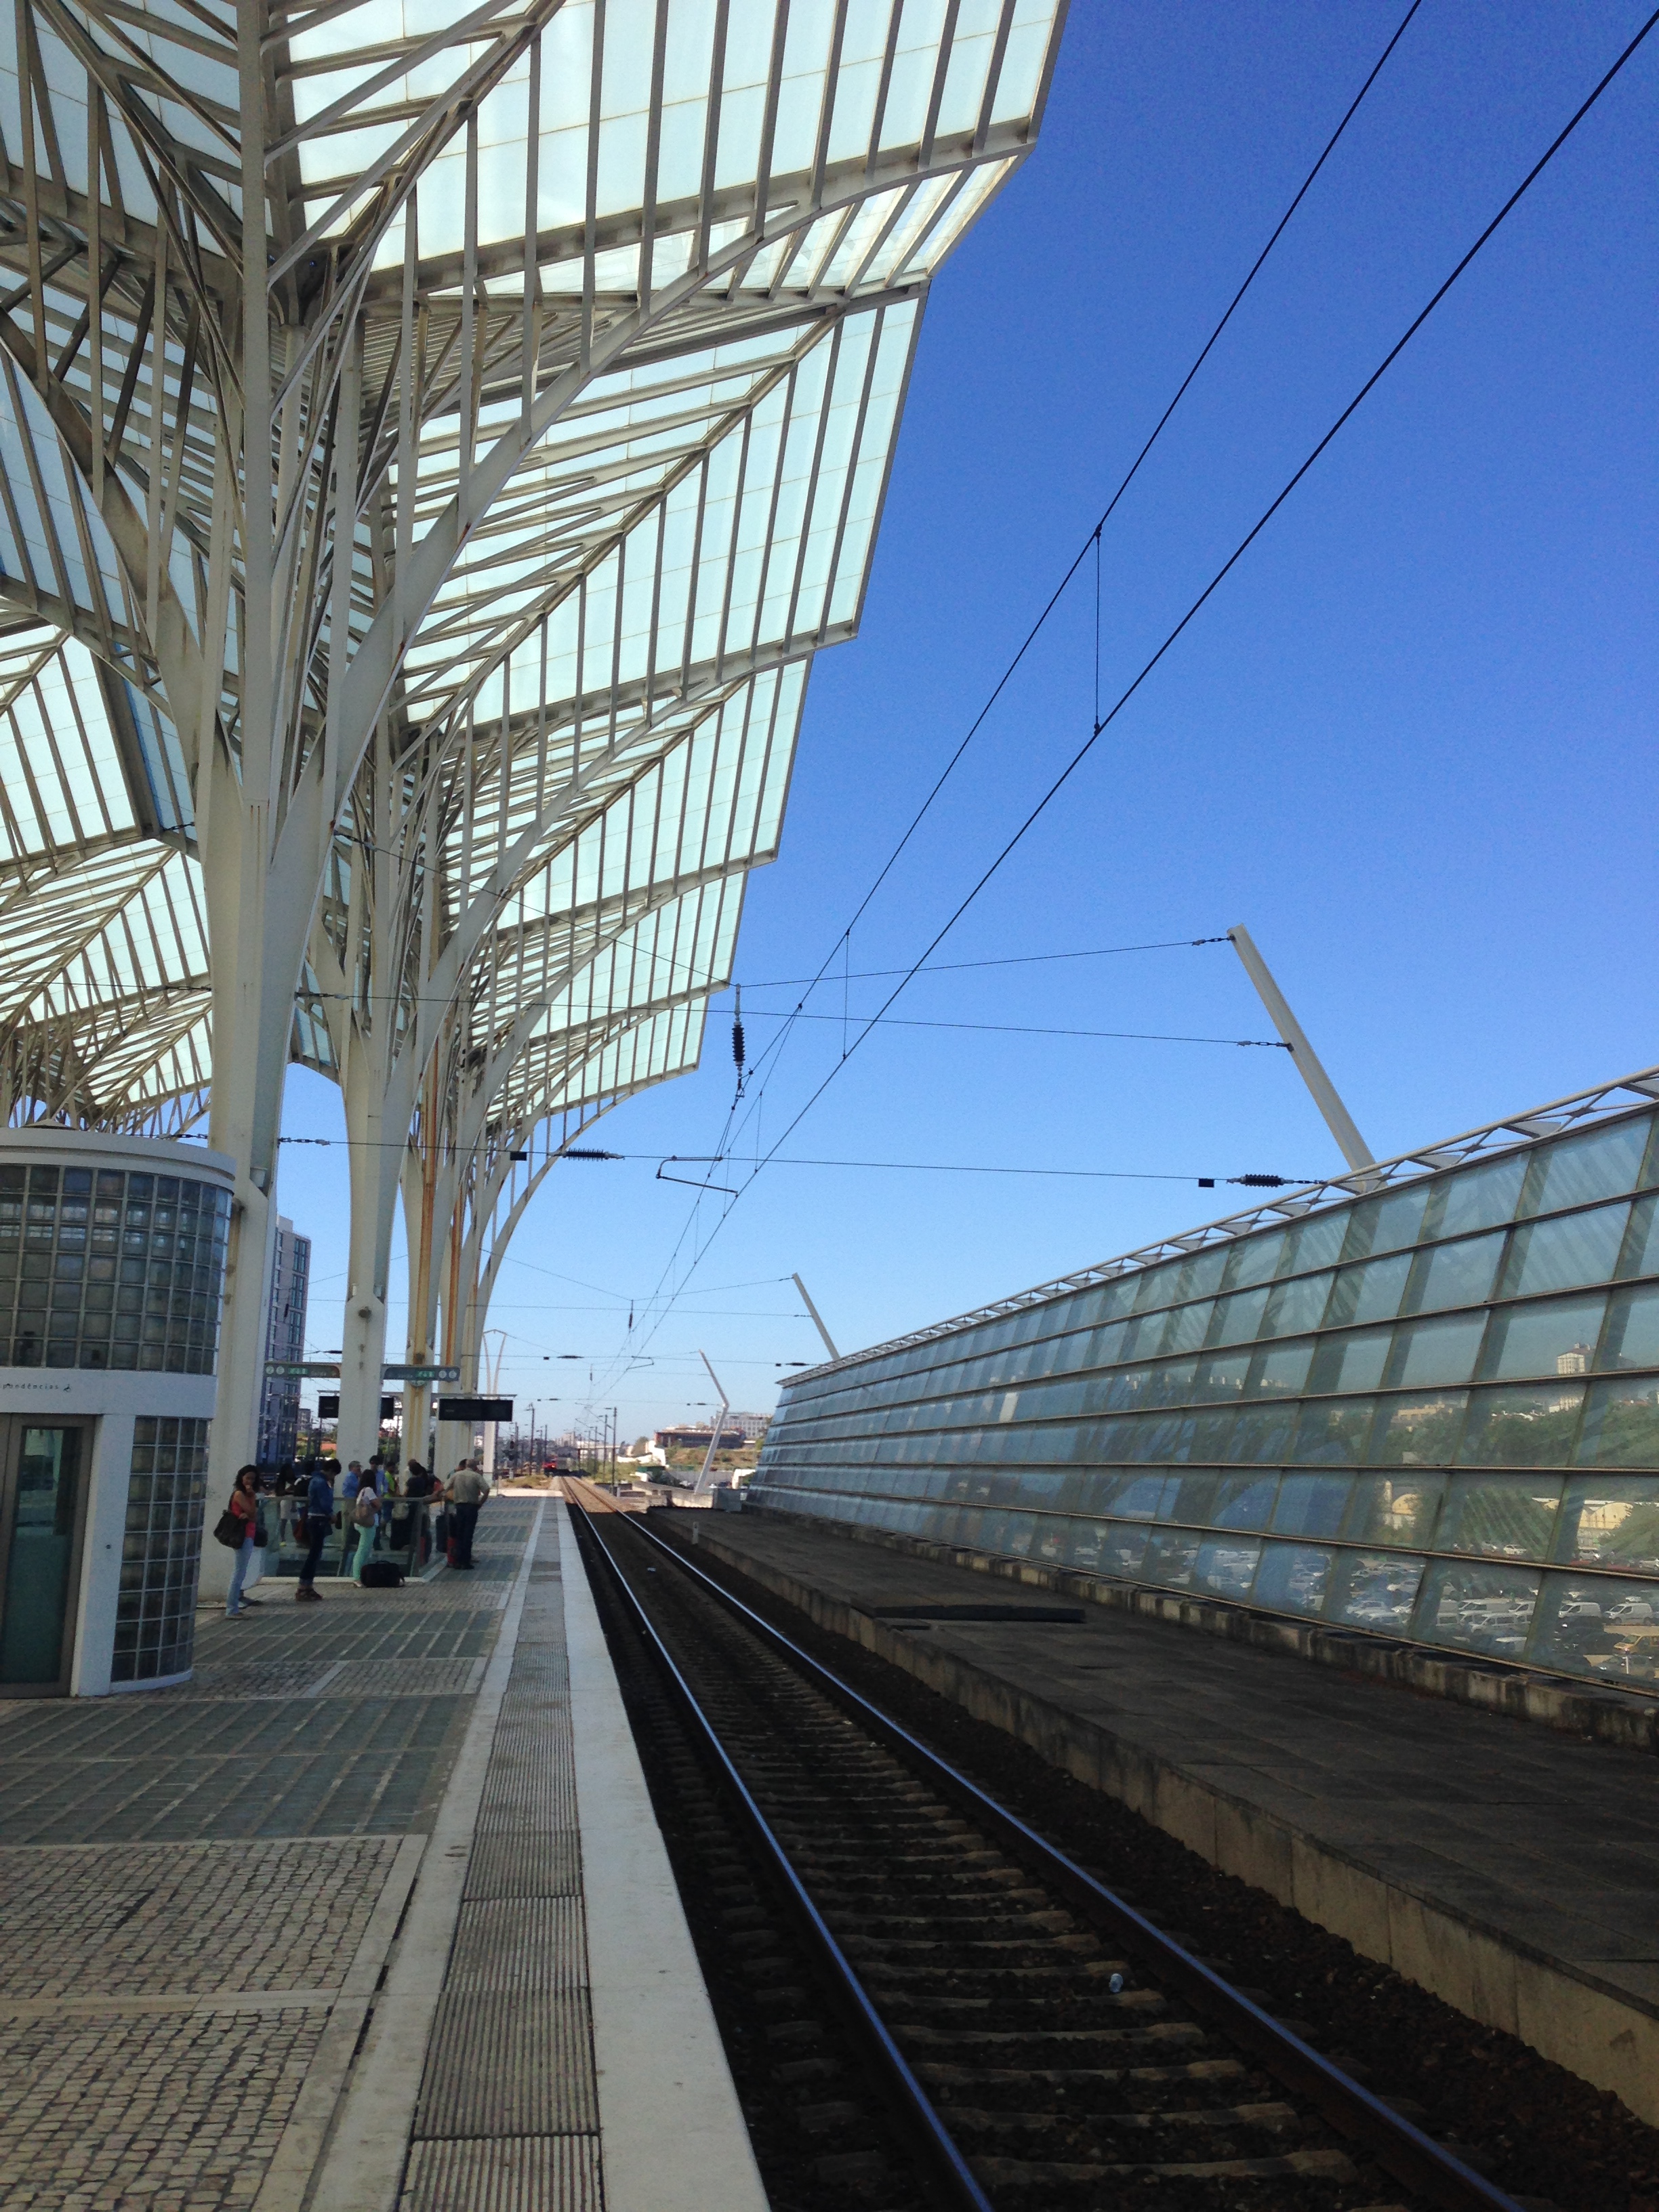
[0, 0, 1068, 1496]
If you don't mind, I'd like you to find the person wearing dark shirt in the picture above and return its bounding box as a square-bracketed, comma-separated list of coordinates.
[296, 1464, 335, 1601]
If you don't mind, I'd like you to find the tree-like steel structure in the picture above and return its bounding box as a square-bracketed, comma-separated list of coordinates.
[0, 0, 1065, 1500]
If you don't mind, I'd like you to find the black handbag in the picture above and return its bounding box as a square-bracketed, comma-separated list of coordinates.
[212, 1509, 244, 1549]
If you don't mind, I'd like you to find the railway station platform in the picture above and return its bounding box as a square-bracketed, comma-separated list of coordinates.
[0, 1496, 766, 2212]
[669, 1503, 1659, 2131]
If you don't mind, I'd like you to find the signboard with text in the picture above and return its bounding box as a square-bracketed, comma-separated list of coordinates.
[438, 1396, 514, 1423]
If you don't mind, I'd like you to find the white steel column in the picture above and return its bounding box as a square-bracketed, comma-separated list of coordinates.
[1228, 925, 1376, 1178]
[205, 6, 284, 1511]
[0, 0, 1069, 1610]
[792, 1274, 842, 1361]
[692, 1353, 731, 1498]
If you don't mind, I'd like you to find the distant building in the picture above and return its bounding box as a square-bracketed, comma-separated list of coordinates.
[727, 1411, 770, 1442]
[655, 1427, 747, 1452]
[257, 1216, 311, 1465]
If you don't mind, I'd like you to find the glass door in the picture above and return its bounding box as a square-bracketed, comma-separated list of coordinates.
[0, 1419, 90, 1694]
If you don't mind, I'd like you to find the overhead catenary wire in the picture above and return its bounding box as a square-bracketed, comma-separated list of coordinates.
[720, 5, 1659, 1196]
[596, 9, 1433, 1389]
[649, 1156, 1315, 1187]
[731, 934, 1232, 988]
[783, 0, 1429, 966]
[613, 5, 1433, 1210]
[737, 1010, 1291, 1048]
[325, 1149, 1308, 1184]
[596, 8, 1659, 1398]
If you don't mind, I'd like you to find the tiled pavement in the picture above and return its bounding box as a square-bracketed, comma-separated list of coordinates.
[0, 1506, 540, 2212]
[400, 1513, 602, 2212]
[0, 2003, 335, 2212]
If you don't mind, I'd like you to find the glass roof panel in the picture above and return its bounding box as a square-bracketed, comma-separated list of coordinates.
[1, 0, 1063, 1149]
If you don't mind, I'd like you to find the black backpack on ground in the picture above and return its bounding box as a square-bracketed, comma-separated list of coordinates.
[359, 1559, 405, 1589]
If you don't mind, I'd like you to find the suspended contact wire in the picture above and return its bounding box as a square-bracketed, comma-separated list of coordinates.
[594, 4, 1657, 1394]
[598, 6, 1659, 1397]
[632, 0, 1431, 1248]
[737, 5, 1659, 1186]
[805, 0, 1427, 959]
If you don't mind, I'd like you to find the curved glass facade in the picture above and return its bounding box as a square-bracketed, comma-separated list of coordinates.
[115, 1416, 209, 1683]
[0, 1164, 231, 1374]
[753, 1094, 1659, 1691]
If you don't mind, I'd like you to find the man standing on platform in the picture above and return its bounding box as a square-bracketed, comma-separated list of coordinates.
[445, 1460, 490, 1570]
[296, 1458, 335, 1601]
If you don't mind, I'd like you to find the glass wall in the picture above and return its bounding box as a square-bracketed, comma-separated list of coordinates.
[752, 1104, 1659, 1692]
[0, 1164, 231, 1373]
[115, 1416, 209, 1682]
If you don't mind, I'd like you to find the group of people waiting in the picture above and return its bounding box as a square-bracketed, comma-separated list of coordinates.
[222, 1454, 492, 1614]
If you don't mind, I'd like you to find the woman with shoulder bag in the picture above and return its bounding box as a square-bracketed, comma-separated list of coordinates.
[220, 1466, 263, 1616]
[347, 1480, 380, 1586]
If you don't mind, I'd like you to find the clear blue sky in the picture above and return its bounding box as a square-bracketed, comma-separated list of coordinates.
[277, 1, 1656, 1445]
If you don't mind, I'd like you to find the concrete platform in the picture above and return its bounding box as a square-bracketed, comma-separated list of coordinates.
[673, 1503, 1659, 2129]
[0, 1499, 765, 2212]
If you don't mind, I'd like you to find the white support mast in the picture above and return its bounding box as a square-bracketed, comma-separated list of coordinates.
[792, 1273, 842, 1361]
[693, 1353, 732, 1498]
[1229, 925, 1376, 1179]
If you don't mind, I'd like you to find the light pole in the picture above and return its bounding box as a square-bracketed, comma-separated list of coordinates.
[479, 1328, 508, 1477]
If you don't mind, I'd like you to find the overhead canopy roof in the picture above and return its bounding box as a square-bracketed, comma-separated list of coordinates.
[0, 0, 1065, 1155]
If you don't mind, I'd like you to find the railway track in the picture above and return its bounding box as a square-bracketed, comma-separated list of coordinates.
[567, 1482, 1527, 2212]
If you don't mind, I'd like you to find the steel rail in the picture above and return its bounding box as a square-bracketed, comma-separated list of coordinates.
[565, 1490, 996, 2212]
[567, 1481, 1528, 2212]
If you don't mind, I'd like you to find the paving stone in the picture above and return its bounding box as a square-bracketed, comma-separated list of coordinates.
[0, 1509, 537, 2210]
[0, 2005, 327, 2211]
[0, 1837, 401, 1999]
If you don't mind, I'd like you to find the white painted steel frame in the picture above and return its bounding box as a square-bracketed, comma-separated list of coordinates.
[0, 0, 1068, 1492]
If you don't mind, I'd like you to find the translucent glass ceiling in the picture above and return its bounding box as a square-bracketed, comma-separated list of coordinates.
[286, 0, 1054, 272]
[1, 0, 1064, 1158]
